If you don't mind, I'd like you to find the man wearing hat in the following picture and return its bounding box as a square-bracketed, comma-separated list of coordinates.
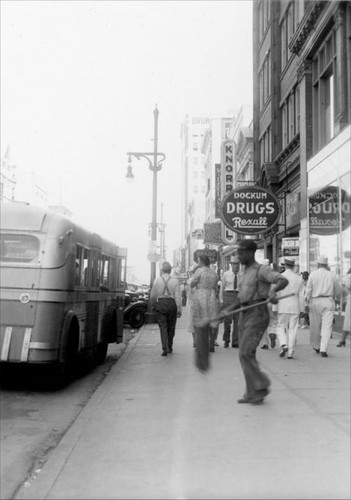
[236, 239, 289, 405]
[276, 257, 304, 359]
[219, 255, 242, 348]
[278, 258, 286, 274]
[305, 255, 341, 357]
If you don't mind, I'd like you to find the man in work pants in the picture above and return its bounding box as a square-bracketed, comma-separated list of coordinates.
[150, 261, 182, 356]
[305, 255, 341, 357]
[236, 240, 289, 405]
[219, 256, 241, 348]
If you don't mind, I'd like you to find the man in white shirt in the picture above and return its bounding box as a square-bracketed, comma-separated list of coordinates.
[276, 257, 304, 359]
[219, 256, 241, 348]
[305, 255, 341, 357]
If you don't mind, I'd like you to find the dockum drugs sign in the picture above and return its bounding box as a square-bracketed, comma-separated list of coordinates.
[309, 186, 351, 235]
[220, 186, 281, 235]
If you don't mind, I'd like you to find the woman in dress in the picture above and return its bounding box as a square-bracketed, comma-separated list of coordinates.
[189, 255, 220, 372]
[186, 265, 198, 348]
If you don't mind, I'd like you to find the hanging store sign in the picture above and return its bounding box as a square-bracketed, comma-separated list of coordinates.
[309, 186, 351, 235]
[204, 222, 223, 245]
[192, 229, 204, 239]
[220, 186, 281, 235]
[282, 237, 300, 257]
[221, 139, 237, 244]
[221, 139, 235, 194]
[215, 164, 222, 218]
[286, 191, 300, 228]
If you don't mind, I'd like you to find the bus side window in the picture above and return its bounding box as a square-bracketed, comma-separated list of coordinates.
[83, 248, 89, 287]
[116, 257, 126, 289]
[75, 261, 80, 283]
[97, 256, 102, 287]
[75, 245, 83, 286]
[102, 256, 109, 286]
[110, 257, 117, 289]
[92, 250, 100, 288]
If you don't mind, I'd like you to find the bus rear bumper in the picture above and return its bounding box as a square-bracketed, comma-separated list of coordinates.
[0, 326, 59, 363]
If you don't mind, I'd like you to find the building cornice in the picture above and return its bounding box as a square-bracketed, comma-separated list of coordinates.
[274, 133, 300, 167]
[289, 2, 326, 56]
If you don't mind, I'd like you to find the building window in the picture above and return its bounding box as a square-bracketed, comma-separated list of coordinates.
[312, 32, 336, 152]
[258, 0, 271, 42]
[282, 103, 288, 148]
[259, 126, 272, 165]
[280, 2, 298, 71]
[288, 93, 295, 142]
[295, 85, 300, 134]
[281, 86, 299, 148]
[308, 174, 350, 279]
[259, 51, 271, 110]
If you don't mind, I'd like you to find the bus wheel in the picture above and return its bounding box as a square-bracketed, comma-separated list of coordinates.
[53, 327, 79, 388]
[129, 307, 146, 329]
[95, 342, 108, 365]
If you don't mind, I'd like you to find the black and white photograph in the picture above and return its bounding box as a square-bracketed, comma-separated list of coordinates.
[1, 1, 350, 499]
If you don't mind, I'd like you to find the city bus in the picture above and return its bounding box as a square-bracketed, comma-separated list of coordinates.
[0, 202, 127, 386]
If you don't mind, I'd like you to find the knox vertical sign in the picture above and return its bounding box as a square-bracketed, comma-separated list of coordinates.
[220, 139, 237, 245]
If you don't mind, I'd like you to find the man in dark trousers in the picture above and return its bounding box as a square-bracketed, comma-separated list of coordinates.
[150, 261, 182, 356]
[219, 256, 242, 348]
[236, 240, 289, 405]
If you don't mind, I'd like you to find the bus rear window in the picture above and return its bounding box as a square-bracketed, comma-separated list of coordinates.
[0, 235, 40, 262]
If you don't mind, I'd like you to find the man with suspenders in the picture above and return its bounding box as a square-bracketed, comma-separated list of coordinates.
[150, 262, 182, 356]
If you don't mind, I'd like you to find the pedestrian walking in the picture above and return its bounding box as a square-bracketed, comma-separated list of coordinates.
[260, 298, 278, 349]
[276, 257, 304, 359]
[186, 265, 198, 348]
[305, 255, 342, 357]
[259, 259, 278, 350]
[337, 268, 351, 347]
[299, 271, 310, 328]
[150, 261, 182, 357]
[181, 282, 187, 307]
[189, 254, 220, 372]
[219, 255, 241, 348]
[236, 240, 289, 405]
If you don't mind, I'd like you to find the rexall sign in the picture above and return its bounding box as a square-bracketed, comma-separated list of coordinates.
[220, 186, 281, 235]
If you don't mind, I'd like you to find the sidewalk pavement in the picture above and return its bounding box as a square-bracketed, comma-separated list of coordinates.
[15, 309, 350, 500]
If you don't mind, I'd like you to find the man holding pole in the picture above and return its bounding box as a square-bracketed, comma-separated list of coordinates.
[236, 240, 289, 405]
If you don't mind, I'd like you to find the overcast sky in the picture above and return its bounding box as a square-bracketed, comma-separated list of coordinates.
[1, 0, 253, 282]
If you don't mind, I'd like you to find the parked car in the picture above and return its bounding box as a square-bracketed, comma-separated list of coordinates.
[140, 284, 150, 301]
[123, 284, 147, 329]
[125, 283, 140, 302]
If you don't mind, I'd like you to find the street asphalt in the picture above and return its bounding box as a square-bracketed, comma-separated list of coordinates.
[14, 308, 350, 500]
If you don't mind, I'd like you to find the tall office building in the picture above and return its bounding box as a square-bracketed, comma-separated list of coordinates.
[180, 115, 210, 270]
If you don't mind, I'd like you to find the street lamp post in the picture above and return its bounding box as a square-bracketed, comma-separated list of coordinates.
[126, 106, 166, 323]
